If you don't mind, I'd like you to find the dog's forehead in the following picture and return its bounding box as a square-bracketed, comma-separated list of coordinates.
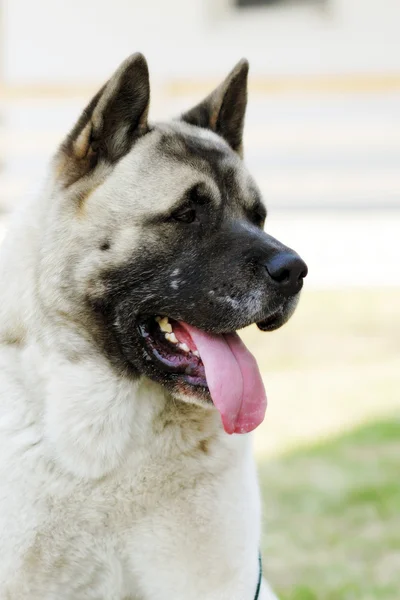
[110, 121, 262, 216]
[153, 121, 255, 200]
[155, 121, 231, 158]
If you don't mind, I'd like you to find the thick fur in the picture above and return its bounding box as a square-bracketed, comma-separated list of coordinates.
[0, 54, 304, 599]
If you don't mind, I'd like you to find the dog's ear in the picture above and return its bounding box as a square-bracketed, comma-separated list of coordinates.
[57, 53, 150, 186]
[181, 59, 249, 157]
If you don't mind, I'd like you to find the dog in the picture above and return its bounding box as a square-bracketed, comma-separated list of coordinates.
[0, 53, 307, 599]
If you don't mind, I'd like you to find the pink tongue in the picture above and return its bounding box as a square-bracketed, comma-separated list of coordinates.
[179, 324, 267, 434]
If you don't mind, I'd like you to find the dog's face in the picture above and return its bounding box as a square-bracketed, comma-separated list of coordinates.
[44, 54, 307, 434]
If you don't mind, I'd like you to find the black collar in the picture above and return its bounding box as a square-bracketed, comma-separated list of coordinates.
[254, 552, 262, 600]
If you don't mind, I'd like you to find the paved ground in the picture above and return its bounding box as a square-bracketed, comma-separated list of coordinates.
[1, 89, 400, 287]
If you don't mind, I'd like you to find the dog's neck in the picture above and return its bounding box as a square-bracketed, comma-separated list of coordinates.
[0, 197, 222, 481]
[30, 343, 221, 479]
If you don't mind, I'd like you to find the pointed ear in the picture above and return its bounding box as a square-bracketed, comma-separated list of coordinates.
[58, 53, 150, 186]
[181, 59, 249, 157]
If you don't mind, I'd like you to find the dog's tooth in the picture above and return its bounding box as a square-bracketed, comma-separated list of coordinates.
[193, 350, 200, 358]
[165, 332, 178, 344]
[179, 343, 190, 353]
[159, 317, 172, 333]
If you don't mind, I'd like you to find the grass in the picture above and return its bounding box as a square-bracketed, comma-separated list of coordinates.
[258, 418, 400, 599]
[239, 288, 400, 599]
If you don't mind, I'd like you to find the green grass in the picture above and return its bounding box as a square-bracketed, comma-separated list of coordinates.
[258, 417, 400, 599]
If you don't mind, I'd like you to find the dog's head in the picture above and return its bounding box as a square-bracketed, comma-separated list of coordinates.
[45, 54, 307, 434]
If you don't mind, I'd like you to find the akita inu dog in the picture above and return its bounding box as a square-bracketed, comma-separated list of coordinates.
[0, 53, 307, 599]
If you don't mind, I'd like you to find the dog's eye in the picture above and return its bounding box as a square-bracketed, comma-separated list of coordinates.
[248, 207, 266, 228]
[253, 212, 265, 227]
[171, 207, 197, 224]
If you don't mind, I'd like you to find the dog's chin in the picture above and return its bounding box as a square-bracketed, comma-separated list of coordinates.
[257, 296, 299, 332]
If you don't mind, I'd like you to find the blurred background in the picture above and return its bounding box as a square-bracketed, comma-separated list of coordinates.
[0, 1, 399, 598]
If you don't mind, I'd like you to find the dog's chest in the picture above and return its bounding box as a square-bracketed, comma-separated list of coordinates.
[6, 440, 228, 599]
[25, 473, 155, 596]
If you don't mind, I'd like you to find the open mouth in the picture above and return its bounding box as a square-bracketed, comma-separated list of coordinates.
[138, 315, 267, 435]
[138, 317, 207, 388]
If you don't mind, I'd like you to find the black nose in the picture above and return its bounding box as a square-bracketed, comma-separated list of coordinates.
[265, 251, 308, 296]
